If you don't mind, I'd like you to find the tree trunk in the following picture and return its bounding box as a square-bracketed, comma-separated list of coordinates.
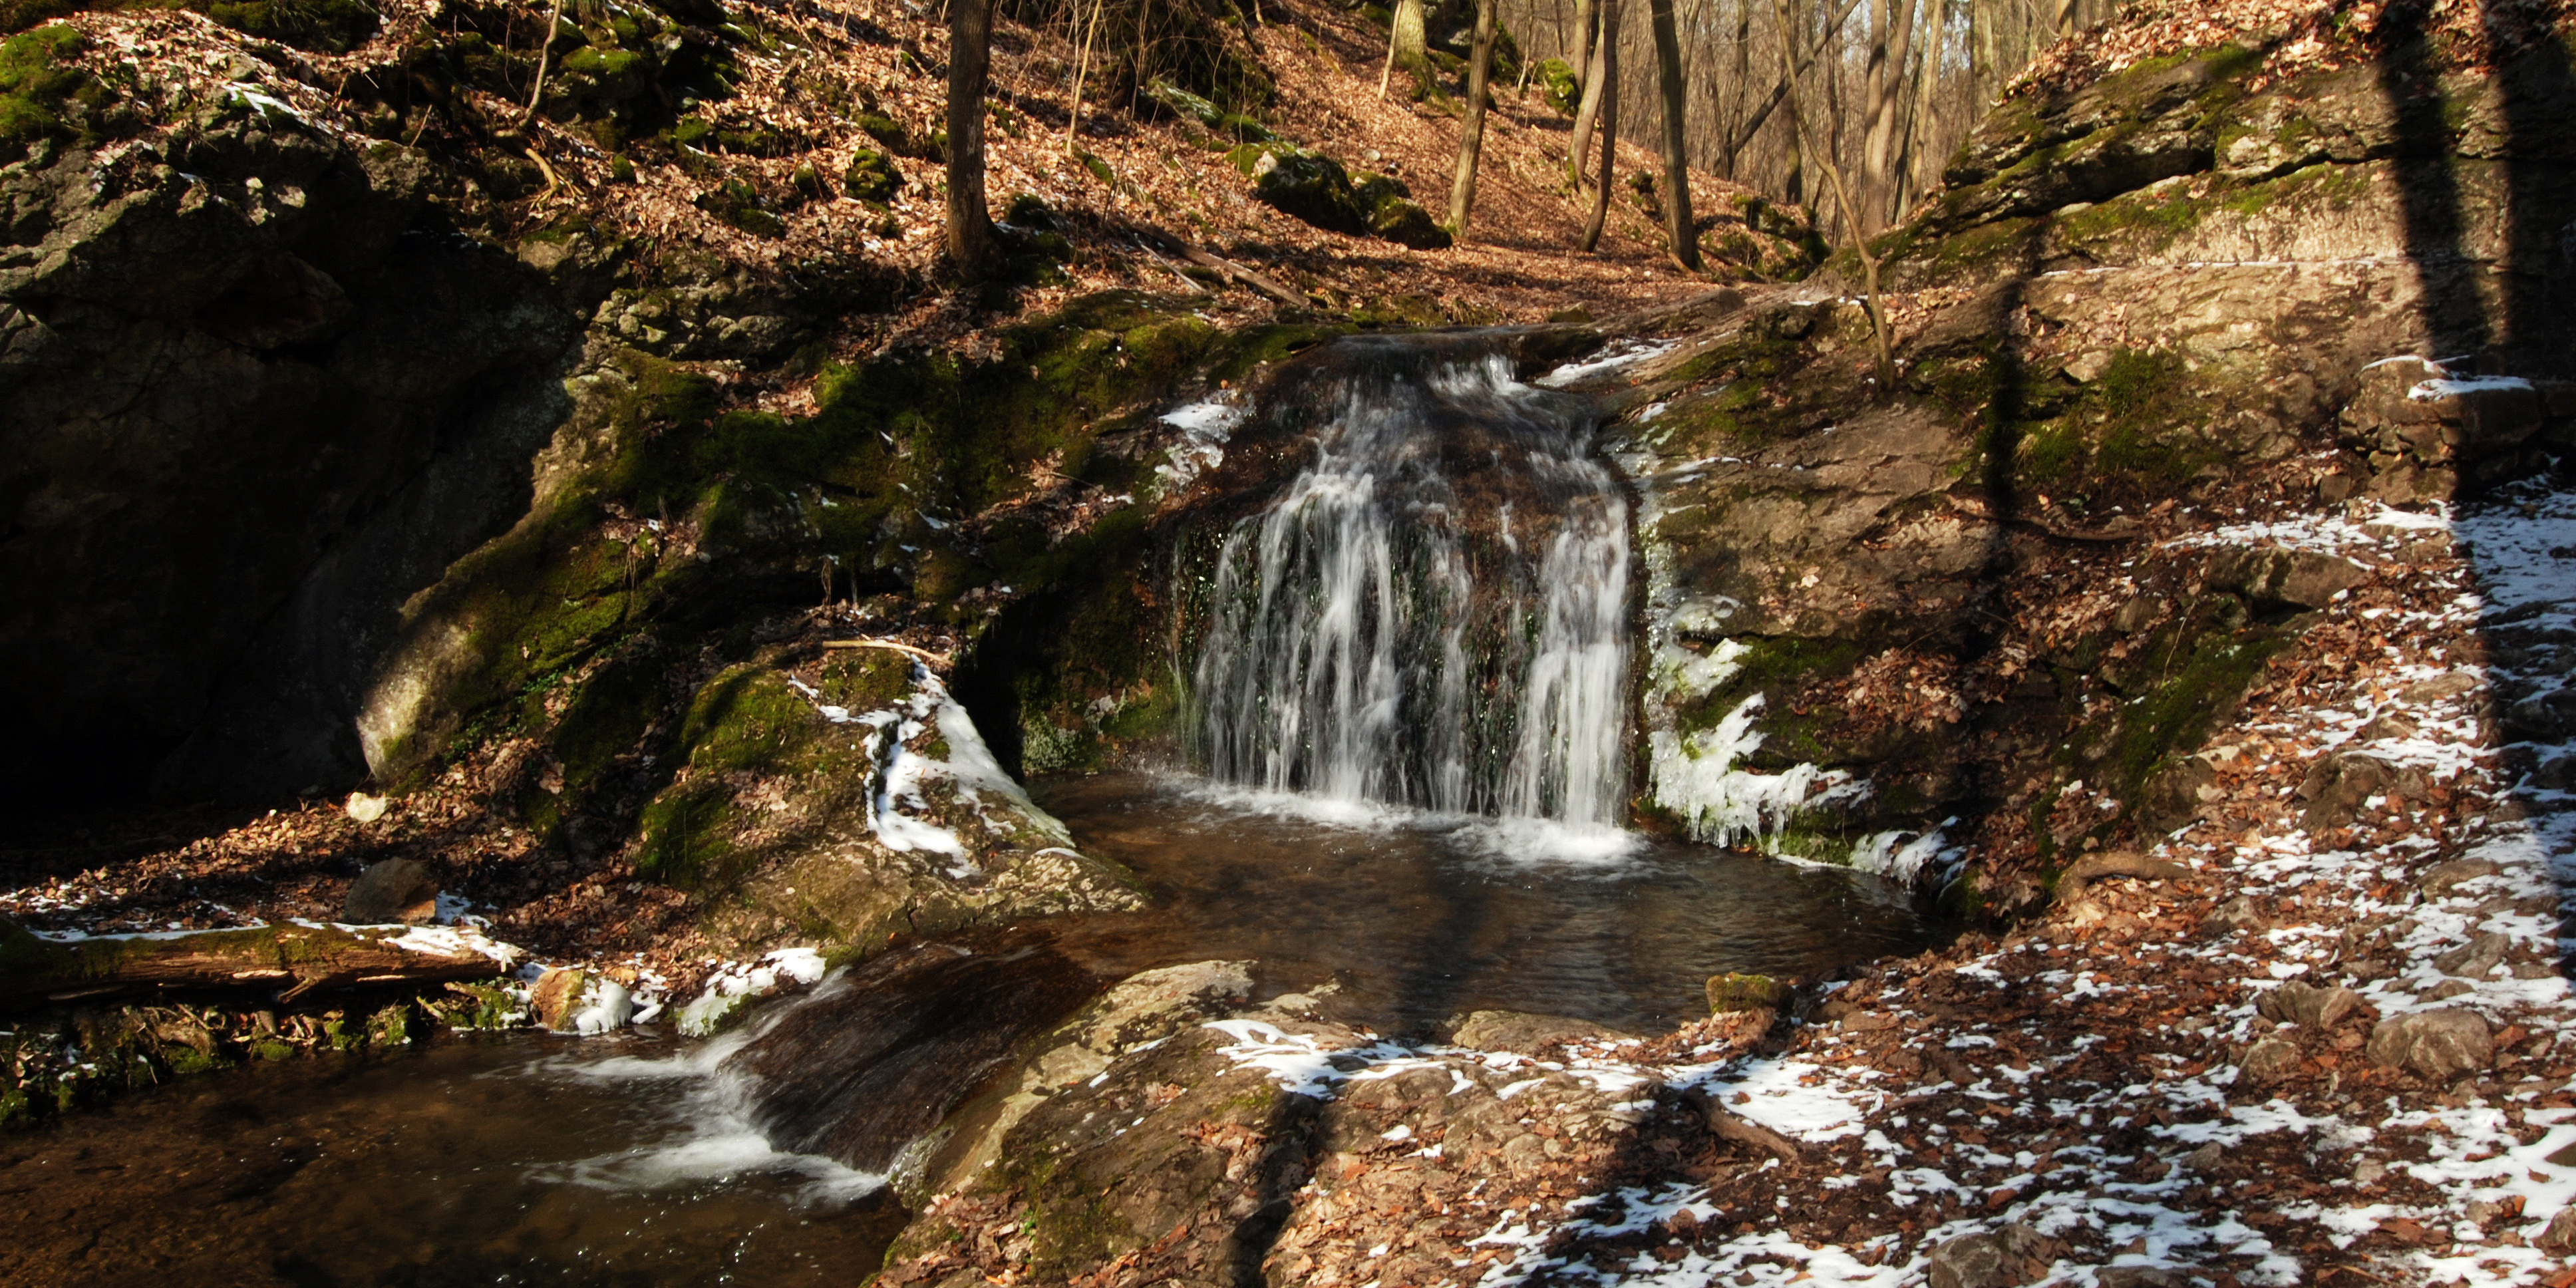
[1448, 0, 1502, 238]
[1382, 0, 1430, 96]
[1569, 0, 1594, 97]
[1578, 0, 1621, 251]
[947, 0, 1003, 279]
[1724, 0, 1751, 178]
[1860, 0, 1917, 233]
[1646, 0, 1696, 269]
[1770, 0, 1893, 389]
[1566, 0, 1609, 186]
[1897, 20, 1940, 212]
[1, 915, 520, 1009]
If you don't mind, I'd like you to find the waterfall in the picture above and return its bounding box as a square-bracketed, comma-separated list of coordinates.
[1188, 338, 1633, 828]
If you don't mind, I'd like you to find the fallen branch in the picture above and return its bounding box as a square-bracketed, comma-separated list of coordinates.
[1685, 1088, 1808, 1162]
[1138, 227, 1305, 307]
[822, 638, 956, 667]
[0, 915, 520, 1010]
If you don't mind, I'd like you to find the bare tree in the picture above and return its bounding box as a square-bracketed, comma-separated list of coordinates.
[1566, 0, 1609, 188]
[947, 0, 1003, 279]
[1579, 0, 1622, 251]
[1645, 0, 1698, 268]
[1450, 0, 1504, 238]
[1771, 0, 1893, 387]
[1859, 0, 1920, 232]
[1382, 0, 1429, 97]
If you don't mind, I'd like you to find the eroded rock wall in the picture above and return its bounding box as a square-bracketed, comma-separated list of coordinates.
[0, 111, 579, 808]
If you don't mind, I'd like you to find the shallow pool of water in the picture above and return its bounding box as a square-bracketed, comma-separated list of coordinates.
[1036, 772, 1937, 1034]
[5, 775, 1938, 1286]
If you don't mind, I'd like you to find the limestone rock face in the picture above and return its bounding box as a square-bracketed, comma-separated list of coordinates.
[0, 116, 578, 808]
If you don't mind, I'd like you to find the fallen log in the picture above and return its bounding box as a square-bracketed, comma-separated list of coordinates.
[1, 914, 522, 1009]
[1683, 1086, 1806, 1162]
[1135, 225, 1307, 307]
[2054, 850, 2195, 903]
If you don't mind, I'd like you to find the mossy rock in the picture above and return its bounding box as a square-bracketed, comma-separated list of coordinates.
[1231, 143, 1365, 236]
[1355, 173, 1449, 249]
[0, 23, 109, 163]
[1705, 972, 1790, 1014]
[692, 178, 784, 237]
[1536, 56, 1578, 115]
[843, 145, 902, 204]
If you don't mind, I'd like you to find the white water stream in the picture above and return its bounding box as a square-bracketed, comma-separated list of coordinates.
[1190, 341, 1633, 829]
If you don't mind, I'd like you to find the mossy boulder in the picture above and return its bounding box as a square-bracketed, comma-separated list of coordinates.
[1354, 172, 1449, 249]
[1233, 142, 1367, 235]
[841, 144, 901, 204]
[1705, 972, 1790, 1014]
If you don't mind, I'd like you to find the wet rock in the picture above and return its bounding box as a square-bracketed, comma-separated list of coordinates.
[2239, 1035, 2303, 1083]
[1450, 1011, 1631, 1052]
[343, 858, 437, 923]
[531, 966, 587, 1031]
[1925, 1231, 2012, 1288]
[2364, 1007, 2493, 1080]
[2434, 931, 2509, 979]
[1706, 973, 1791, 1013]
[2256, 980, 2365, 1029]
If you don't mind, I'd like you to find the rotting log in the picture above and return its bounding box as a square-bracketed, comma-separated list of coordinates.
[0, 914, 521, 1010]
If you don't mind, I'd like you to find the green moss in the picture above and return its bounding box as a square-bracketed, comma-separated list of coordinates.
[0, 23, 104, 162]
[202, 0, 377, 50]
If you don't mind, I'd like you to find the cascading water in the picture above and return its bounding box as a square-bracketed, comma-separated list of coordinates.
[1188, 337, 1633, 828]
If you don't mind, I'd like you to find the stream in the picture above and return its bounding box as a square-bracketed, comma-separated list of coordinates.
[0, 335, 1941, 1287]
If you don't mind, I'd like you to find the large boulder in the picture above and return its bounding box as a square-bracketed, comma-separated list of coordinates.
[1, 104, 579, 808]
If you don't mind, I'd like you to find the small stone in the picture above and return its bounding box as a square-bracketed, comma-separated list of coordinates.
[1926, 1232, 2009, 1288]
[2364, 1007, 2494, 1080]
[2257, 980, 2366, 1029]
[2184, 1142, 2224, 1170]
[2537, 1206, 2576, 1255]
[345, 792, 390, 823]
[2239, 1035, 2303, 1082]
[2352, 1158, 2386, 1185]
[2096, 1270, 2190, 1288]
[1706, 973, 1791, 1014]
[343, 858, 438, 924]
[2420, 858, 2503, 894]
[2400, 670, 2480, 703]
[2434, 931, 2509, 979]
[2205, 895, 2262, 933]
[532, 967, 587, 1031]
